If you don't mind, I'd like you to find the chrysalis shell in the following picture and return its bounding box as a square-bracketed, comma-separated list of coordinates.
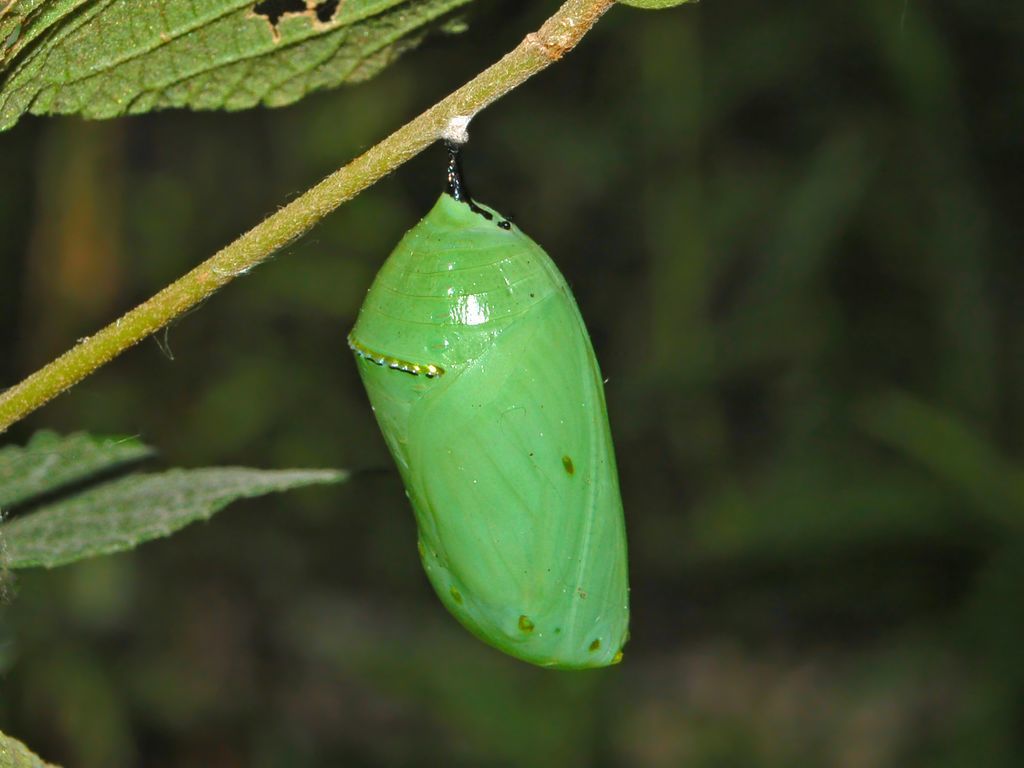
[349, 184, 629, 669]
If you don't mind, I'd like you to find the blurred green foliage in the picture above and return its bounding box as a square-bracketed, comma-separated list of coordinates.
[0, 0, 1022, 765]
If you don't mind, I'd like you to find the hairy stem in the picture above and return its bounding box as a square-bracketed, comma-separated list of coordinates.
[0, 0, 616, 434]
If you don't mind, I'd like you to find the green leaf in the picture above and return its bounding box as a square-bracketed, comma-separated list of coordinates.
[0, 729, 58, 768]
[0, 430, 155, 509]
[615, 0, 693, 9]
[0, 0, 473, 131]
[0, 466, 347, 568]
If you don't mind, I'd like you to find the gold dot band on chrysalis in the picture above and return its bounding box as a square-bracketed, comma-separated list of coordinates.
[347, 334, 445, 377]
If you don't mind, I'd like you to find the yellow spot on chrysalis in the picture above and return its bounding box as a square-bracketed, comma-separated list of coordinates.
[518, 615, 535, 632]
[612, 651, 624, 664]
[589, 639, 601, 652]
[450, 586, 463, 604]
[562, 455, 575, 475]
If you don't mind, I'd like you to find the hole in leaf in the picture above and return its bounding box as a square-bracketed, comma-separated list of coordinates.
[254, 0, 340, 29]
[315, 0, 340, 22]
[253, 0, 305, 26]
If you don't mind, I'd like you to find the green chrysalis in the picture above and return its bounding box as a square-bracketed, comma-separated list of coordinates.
[348, 146, 629, 669]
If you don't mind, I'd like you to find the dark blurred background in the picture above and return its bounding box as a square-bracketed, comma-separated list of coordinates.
[1, 0, 1022, 765]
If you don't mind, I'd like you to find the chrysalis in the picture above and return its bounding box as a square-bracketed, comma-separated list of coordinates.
[348, 146, 629, 669]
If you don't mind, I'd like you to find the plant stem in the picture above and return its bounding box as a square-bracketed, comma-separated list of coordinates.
[0, 0, 616, 434]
